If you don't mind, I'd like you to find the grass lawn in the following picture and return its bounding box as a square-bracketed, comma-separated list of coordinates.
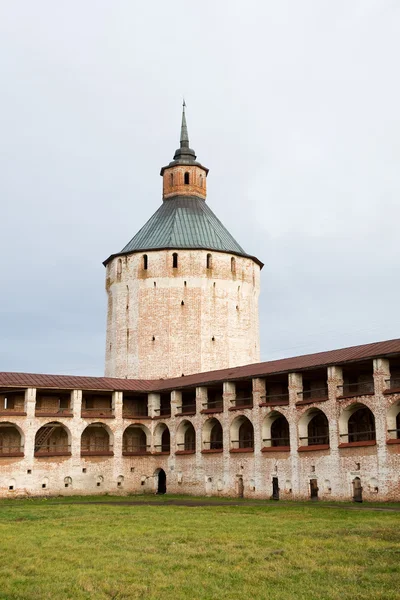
[0, 496, 399, 600]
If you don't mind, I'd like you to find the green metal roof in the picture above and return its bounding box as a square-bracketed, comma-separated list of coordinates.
[103, 196, 262, 266]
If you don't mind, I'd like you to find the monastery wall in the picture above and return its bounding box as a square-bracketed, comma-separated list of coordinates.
[105, 249, 260, 380]
[1, 357, 399, 501]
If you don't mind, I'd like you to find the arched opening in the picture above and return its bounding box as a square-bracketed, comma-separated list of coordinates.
[176, 420, 196, 453]
[231, 257, 236, 274]
[272, 477, 280, 500]
[210, 420, 223, 450]
[348, 406, 375, 442]
[298, 409, 329, 447]
[352, 477, 363, 502]
[117, 258, 122, 280]
[230, 416, 254, 450]
[206, 253, 212, 269]
[202, 418, 223, 451]
[122, 425, 150, 455]
[156, 468, 167, 494]
[271, 415, 290, 447]
[184, 172, 190, 185]
[310, 479, 319, 500]
[154, 423, 170, 453]
[239, 420, 254, 448]
[35, 422, 71, 456]
[172, 253, 178, 269]
[184, 426, 195, 451]
[237, 476, 244, 498]
[262, 412, 290, 448]
[143, 254, 148, 270]
[81, 423, 113, 456]
[0, 423, 24, 457]
[170, 172, 174, 186]
[339, 404, 376, 444]
[308, 412, 329, 446]
[161, 428, 170, 452]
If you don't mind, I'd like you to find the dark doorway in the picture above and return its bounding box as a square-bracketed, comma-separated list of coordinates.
[310, 478, 318, 500]
[352, 477, 362, 503]
[272, 477, 279, 500]
[238, 476, 244, 498]
[157, 469, 166, 494]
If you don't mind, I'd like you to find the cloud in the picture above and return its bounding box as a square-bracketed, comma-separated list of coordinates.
[0, 1, 399, 374]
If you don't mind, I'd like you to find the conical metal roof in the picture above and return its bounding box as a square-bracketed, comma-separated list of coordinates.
[121, 196, 246, 255]
[103, 196, 262, 266]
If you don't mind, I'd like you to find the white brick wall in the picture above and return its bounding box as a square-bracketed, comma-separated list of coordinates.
[105, 249, 261, 379]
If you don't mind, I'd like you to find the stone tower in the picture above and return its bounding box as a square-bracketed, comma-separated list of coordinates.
[104, 104, 262, 379]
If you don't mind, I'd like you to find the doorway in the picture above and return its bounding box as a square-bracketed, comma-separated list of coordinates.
[156, 469, 166, 494]
[352, 477, 362, 503]
[310, 478, 318, 500]
[272, 477, 279, 500]
[237, 476, 244, 498]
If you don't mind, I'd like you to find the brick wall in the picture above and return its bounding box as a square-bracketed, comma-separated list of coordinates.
[1, 362, 399, 500]
[105, 249, 261, 379]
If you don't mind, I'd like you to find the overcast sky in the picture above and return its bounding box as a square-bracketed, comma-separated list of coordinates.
[1, 1, 399, 376]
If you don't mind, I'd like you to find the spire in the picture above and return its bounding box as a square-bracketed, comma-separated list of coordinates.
[180, 99, 189, 148]
[171, 101, 196, 163]
[160, 103, 209, 176]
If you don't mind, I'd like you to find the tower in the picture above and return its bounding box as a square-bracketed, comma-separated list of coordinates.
[104, 105, 262, 379]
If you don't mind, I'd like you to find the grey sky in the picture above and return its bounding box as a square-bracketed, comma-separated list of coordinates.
[1, 1, 399, 376]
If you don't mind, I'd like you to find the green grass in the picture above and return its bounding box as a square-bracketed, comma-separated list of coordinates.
[0, 496, 399, 600]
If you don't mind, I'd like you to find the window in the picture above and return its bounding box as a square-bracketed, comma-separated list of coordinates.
[231, 257, 236, 274]
[143, 254, 148, 270]
[206, 254, 212, 269]
[199, 174, 203, 188]
[170, 173, 174, 186]
[184, 172, 190, 185]
[173, 253, 178, 269]
[117, 258, 122, 279]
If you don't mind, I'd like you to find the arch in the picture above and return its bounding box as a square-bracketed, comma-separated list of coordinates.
[348, 406, 375, 442]
[155, 468, 167, 494]
[339, 403, 376, 444]
[154, 423, 170, 453]
[64, 476, 72, 488]
[206, 253, 212, 269]
[176, 420, 196, 452]
[81, 422, 113, 455]
[202, 418, 223, 451]
[230, 416, 254, 450]
[231, 256, 236, 274]
[184, 172, 190, 185]
[262, 411, 290, 448]
[143, 254, 148, 270]
[34, 421, 71, 456]
[298, 408, 329, 447]
[172, 253, 178, 269]
[122, 424, 150, 454]
[0, 422, 24, 456]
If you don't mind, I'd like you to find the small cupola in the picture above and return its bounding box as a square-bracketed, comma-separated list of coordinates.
[160, 101, 208, 201]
